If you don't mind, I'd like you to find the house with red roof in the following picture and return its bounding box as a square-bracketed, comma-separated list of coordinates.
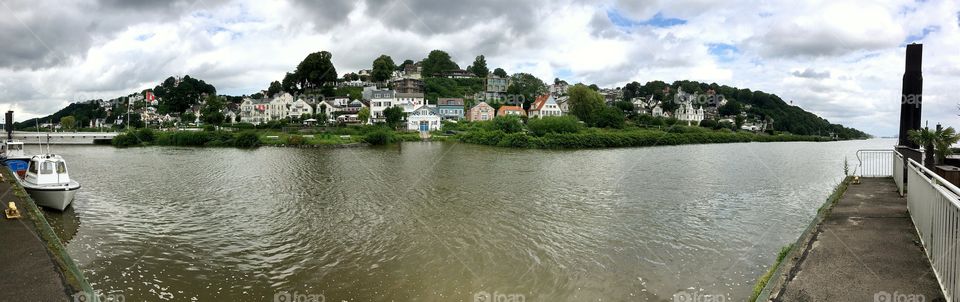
[496, 105, 526, 117]
[528, 95, 563, 118]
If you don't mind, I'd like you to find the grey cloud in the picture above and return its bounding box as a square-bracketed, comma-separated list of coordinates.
[748, 22, 898, 58]
[791, 68, 830, 79]
[0, 0, 226, 70]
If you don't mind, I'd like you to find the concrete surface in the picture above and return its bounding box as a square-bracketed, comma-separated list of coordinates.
[776, 178, 945, 302]
[0, 180, 71, 302]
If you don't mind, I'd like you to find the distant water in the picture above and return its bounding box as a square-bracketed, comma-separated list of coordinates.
[40, 139, 895, 301]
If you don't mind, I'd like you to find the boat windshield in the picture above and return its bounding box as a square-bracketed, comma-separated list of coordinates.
[57, 162, 67, 174]
[9, 144, 21, 151]
[40, 161, 56, 174]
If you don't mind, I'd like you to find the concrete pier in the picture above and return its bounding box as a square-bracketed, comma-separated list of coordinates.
[0, 169, 94, 301]
[763, 178, 944, 301]
[12, 131, 118, 145]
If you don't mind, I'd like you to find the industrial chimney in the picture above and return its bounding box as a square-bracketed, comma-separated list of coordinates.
[897, 44, 924, 165]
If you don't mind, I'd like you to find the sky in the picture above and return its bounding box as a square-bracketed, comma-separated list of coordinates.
[0, 0, 958, 136]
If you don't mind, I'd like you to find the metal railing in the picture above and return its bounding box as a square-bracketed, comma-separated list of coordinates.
[894, 150, 905, 196]
[856, 149, 894, 177]
[906, 157, 960, 301]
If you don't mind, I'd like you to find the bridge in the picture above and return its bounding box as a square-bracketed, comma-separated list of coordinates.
[11, 132, 118, 145]
[759, 149, 960, 301]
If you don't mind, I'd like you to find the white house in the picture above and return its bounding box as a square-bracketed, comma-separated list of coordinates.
[366, 88, 397, 123]
[528, 95, 563, 118]
[289, 98, 314, 119]
[674, 102, 704, 125]
[268, 93, 294, 120]
[406, 105, 442, 132]
[396, 92, 426, 113]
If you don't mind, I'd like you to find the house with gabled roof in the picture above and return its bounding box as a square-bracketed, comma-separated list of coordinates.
[497, 105, 526, 117]
[528, 95, 563, 118]
[406, 105, 442, 132]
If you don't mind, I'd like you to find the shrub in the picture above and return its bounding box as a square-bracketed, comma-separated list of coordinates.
[111, 132, 140, 147]
[527, 116, 582, 136]
[136, 128, 156, 143]
[234, 132, 260, 148]
[233, 123, 255, 130]
[203, 125, 216, 131]
[491, 115, 524, 133]
[363, 128, 395, 145]
[593, 107, 625, 129]
[286, 135, 305, 146]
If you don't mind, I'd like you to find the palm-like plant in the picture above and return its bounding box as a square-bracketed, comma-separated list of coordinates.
[908, 126, 960, 165]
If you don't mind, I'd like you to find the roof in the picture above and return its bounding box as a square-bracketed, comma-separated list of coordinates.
[437, 98, 464, 106]
[531, 95, 550, 111]
[396, 92, 424, 98]
[497, 105, 526, 116]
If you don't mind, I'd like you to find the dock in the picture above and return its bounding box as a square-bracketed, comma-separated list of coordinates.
[759, 149, 959, 301]
[0, 168, 95, 301]
[12, 131, 118, 145]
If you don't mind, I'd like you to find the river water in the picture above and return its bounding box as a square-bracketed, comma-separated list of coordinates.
[40, 139, 894, 301]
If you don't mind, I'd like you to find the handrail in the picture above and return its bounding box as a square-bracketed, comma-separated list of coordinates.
[908, 157, 960, 198]
[893, 149, 905, 196]
[855, 149, 894, 177]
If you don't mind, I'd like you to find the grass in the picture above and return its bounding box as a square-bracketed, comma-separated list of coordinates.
[750, 244, 794, 301]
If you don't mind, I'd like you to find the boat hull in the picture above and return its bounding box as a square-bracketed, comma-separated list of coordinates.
[22, 182, 81, 211]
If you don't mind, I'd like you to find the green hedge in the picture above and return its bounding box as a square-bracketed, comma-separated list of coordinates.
[458, 128, 825, 149]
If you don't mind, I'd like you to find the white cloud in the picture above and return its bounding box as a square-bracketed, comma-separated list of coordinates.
[0, 0, 958, 136]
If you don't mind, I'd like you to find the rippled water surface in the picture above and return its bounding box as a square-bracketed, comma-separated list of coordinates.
[41, 139, 894, 301]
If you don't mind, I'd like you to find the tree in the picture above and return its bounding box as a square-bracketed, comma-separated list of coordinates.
[567, 84, 605, 125]
[383, 106, 406, 129]
[281, 72, 298, 94]
[59, 116, 76, 130]
[470, 55, 488, 77]
[267, 81, 282, 97]
[718, 101, 742, 116]
[398, 59, 415, 71]
[909, 125, 960, 165]
[358, 107, 370, 124]
[594, 107, 625, 129]
[492, 68, 507, 78]
[152, 75, 216, 114]
[505, 73, 547, 107]
[182, 112, 197, 124]
[588, 84, 600, 91]
[421, 50, 459, 77]
[201, 96, 226, 126]
[372, 54, 396, 82]
[294, 51, 337, 89]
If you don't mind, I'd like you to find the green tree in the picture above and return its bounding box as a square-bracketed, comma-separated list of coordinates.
[59, 116, 76, 130]
[718, 101, 742, 116]
[358, 107, 370, 124]
[492, 68, 507, 78]
[281, 72, 298, 94]
[421, 50, 460, 77]
[909, 126, 960, 165]
[470, 55, 489, 77]
[506, 73, 546, 107]
[294, 51, 337, 89]
[182, 112, 197, 124]
[594, 107, 625, 129]
[567, 84, 605, 125]
[383, 106, 406, 129]
[152, 75, 216, 114]
[588, 84, 600, 91]
[372, 54, 396, 82]
[200, 96, 226, 126]
[267, 81, 282, 97]
[491, 115, 523, 133]
[398, 59, 415, 71]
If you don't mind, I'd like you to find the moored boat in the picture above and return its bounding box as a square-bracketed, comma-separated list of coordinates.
[13, 154, 81, 211]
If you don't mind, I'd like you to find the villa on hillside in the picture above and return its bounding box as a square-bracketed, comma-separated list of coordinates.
[365, 88, 396, 123]
[467, 102, 495, 122]
[497, 105, 526, 117]
[289, 98, 314, 119]
[436, 98, 465, 120]
[528, 95, 563, 118]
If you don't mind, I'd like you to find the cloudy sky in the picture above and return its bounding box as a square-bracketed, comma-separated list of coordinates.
[0, 0, 958, 135]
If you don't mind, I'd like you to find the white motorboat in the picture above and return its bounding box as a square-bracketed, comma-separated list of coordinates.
[14, 154, 81, 211]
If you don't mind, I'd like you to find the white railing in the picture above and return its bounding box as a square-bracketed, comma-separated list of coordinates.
[856, 149, 894, 177]
[894, 150, 905, 196]
[907, 157, 960, 301]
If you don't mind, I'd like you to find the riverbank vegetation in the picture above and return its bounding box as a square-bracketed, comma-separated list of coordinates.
[110, 125, 425, 148]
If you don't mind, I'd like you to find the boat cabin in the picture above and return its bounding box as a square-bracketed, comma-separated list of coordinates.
[1, 141, 24, 158]
[25, 155, 72, 186]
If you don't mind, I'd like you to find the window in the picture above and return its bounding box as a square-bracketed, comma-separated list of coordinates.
[28, 161, 37, 174]
[40, 161, 55, 174]
[57, 162, 67, 174]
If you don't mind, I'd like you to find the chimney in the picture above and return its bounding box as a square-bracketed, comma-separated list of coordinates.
[898, 44, 923, 148]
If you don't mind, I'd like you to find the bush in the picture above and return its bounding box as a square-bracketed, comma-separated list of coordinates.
[286, 135, 305, 146]
[363, 128, 395, 145]
[593, 107, 625, 129]
[136, 128, 156, 143]
[234, 132, 260, 148]
[203, 125, 216, 131]
[527, 116, 583, 136]
[233, 123, 255, 130]
[491, 115, 524, 133]
[111, 132, 141, 147]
